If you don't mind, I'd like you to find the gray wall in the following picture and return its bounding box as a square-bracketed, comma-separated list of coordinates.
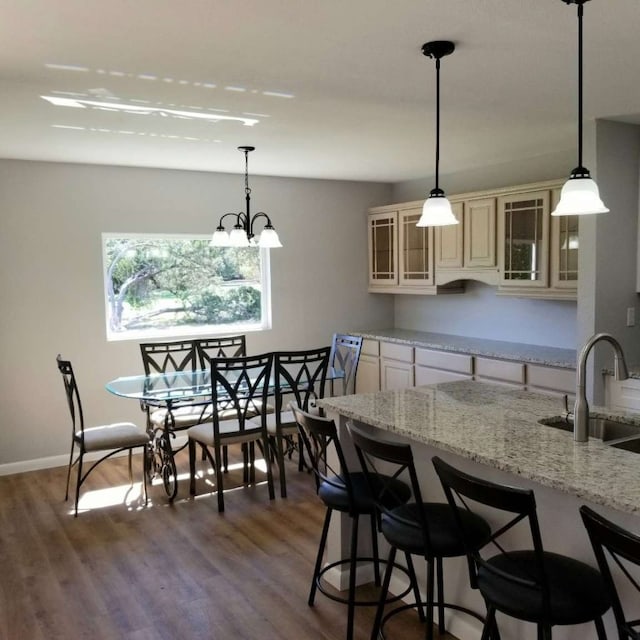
[390, 149, 578, 348]
[0, 159, 393, 468]
[579, 120, 640, 402]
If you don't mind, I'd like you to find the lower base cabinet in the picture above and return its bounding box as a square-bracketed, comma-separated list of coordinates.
[355, 339, 575, 398]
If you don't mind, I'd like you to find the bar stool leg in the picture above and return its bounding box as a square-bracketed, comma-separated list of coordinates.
[371, 546, 397, 640]
[425, 558, 435, 640]
[405, 552, 426, 622]
[436, 556, 445, 635]
[347, 514, 359, 640]
[310, 508, 332, 606]
[369, 514, 381, 586]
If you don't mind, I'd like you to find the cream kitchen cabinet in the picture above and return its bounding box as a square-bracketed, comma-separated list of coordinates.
[497, 189, 550, 291]
[474, 356, 526, 389]
[605, 376, 640, 412]
[527, 363, 575, 398]
[435, 197, 498, 286]
[380, 342, 414, 391]
[414, 348, 473, 385]
[549, 187, 579, 299]
[355, 339, 381, 394]
[368, 202, 463, 295]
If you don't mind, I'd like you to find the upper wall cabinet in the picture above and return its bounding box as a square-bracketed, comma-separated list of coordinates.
[497, 189, 550, 290]
[368, 203, 463, 294]
[435, 197, 498, 286]
[368, 179, 576, 299]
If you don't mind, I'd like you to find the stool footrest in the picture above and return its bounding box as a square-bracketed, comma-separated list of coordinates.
[316, 557, 414, 607]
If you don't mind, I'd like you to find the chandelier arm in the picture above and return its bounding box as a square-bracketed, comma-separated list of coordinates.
[217, 211, 244, 229]
[248, 212, 273, 238]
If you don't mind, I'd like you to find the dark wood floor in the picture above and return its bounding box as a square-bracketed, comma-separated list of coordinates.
[0, 449, 458, 640]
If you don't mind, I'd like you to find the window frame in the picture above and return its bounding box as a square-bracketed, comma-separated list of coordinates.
[101, 232, 272, 342]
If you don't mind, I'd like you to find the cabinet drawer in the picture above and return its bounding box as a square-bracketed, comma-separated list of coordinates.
[380, 342, 414, 363]
[527, 365, 575, 394]
[475, 357, 525, 384]
[415, 366, 471, 386]
[361, 338, 380, 357]
[414, 348, 472, 374]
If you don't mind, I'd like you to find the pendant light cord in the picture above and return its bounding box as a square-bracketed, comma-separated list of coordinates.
[577, 2, 584, 169]
[434, 57, 441, 191]
[244, 147, 251, 222]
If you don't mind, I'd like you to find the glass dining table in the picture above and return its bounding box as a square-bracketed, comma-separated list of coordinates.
[106, 366, 344, 500]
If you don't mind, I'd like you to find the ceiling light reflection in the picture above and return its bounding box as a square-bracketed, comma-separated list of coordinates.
[42, 96, 259, 126]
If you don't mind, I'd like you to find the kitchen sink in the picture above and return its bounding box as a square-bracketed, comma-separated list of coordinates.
[538, 415, 640, 450]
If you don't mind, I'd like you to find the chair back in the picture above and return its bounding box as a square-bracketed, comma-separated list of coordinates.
[139, 339, 197, 375]
[56, 355, 85, 439]
[273, 347, 330, 414]
[432, 456, 549, 609]
[329, 333, 363, 395]
[195, 335, 246, 369]
[347, 422, 436, 554]
[292, 403, 354, 503]
[210, 352, 273, 436]
[581, 505, 640, 639]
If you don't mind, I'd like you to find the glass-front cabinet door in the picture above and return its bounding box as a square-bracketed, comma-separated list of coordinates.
[498, 190, 550, 288]
[368, 211, 398, 286]
[398, 207, 434, 287]
[550, 188, 579, 292]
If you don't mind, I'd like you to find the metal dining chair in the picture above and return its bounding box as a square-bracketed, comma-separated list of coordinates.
[328, 333, 363, 396]
[187, 352, 275, 512]
[256, 346, 330, 498]
[57, 355, 150, 516]
[194, 335, 246, 368]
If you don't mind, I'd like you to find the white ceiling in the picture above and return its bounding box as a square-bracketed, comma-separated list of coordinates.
[1, 0, 639, 183]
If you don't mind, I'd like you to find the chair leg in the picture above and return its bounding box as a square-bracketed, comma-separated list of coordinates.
[74, 450, 83, 517]
[263, 434, 275, 501]
[141, 445, 148, 506]
[249, 442, 256, 484]
[436, 556, 445, 635]
[65, 440, 75, 501]
[223, 445, 229, 473]
[276, 433, 287, 498]
[593, 617, 607, 640]
[371, 546, 397, 640]
[309, 508, 332, 606]
[127, 449, 133, 484]
[425, 559, 435, 640]
[369, 513, 381, 586]
[537, 625, 552, 640]
[481, 606, 497, 640]
[188, 439, 197, 496]
[214, 442, 225, 512]
[346, 513, 359, 640]
[405, 552, 426, 622]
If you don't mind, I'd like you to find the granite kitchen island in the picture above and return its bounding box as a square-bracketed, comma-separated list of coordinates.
[318, 380, 640, 640]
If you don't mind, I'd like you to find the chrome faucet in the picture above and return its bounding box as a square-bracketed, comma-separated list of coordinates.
[573, 333, 629, 442]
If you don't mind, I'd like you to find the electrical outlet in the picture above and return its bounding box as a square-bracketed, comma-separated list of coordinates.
[627, 307, 636, 327]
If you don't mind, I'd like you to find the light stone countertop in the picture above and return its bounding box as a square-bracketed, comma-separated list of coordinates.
[355, 329, 577, 369]
[318, 380, 640, 515]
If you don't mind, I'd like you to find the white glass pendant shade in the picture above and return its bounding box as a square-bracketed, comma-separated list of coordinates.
[552, 175, 609, 216]
[417, 192, 459, 227]
[257, 226, 282, 248]
[229, 227, 250, 247]
[210, 228, 231, 247]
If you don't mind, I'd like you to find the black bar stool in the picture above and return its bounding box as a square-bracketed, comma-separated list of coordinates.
[433, 456, 610, 640]
[348, 424, 490, 640]
[581, 505, 640, 639]
[293, 405, 418, 640]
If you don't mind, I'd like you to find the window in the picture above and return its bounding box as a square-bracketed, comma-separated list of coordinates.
[102, 233, 271, 341]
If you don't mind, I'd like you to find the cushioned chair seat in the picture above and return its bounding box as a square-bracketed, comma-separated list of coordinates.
[187, 420, 262, 446]
[478, 550, 611, 626]
[381, 502, 491, 558]
[318, 471, 411, 514]
[263, 410, 297, 434]
[76, 423, 150, 452]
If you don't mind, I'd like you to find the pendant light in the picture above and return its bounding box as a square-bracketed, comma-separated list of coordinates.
[210, 146, 283, 248]
[552, 0, 608, 216]
[417, 40, 459, 227]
